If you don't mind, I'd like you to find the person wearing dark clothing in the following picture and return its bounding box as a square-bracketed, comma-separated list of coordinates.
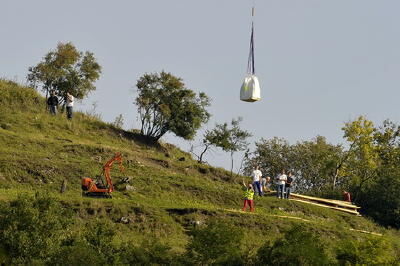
[285, 172, 293, 199]
[47, 92, 59, 115]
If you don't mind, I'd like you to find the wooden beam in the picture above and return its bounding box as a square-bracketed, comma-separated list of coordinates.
[290, 199, 361, 216]
[290, 193, 360, 210]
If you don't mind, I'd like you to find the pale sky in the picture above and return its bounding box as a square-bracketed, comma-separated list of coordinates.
[1, 0, 400, 170]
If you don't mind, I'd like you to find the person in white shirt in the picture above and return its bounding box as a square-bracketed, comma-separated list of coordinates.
[66, 92, 74, 119]
[251, 165, 263, 196]
[276, 169, 287, 199]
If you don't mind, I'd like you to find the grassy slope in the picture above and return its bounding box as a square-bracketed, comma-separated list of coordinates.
[0, 79, 399, 257]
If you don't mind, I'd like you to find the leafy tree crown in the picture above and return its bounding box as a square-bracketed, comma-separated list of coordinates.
[135, 71, 210, 141]
[27, 42, 102, 101]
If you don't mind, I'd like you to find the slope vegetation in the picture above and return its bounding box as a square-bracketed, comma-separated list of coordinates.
[0, 79, 399, 264]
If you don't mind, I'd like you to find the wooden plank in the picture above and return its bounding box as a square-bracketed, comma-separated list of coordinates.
[290, 196, 355, 211]
[291, 199, 360, 215]
[348, 228, 383, 236]
[269, 215, 311, 222]
[290, 199, 361, 216]
[291, 193, 355, 207]
[291, 193, 360, 210]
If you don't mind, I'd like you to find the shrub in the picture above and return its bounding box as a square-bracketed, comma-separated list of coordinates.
[185, 220, 244, 265]
[119, 240, 175, 265]
[82, 219, 119, 265]
[255, 225, 331, 266]
[49, 240, 107, 266]
[336, 237, 397, 265]
[0, 193, 73, 264]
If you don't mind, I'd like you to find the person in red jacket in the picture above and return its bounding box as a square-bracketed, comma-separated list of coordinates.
[343, 191, 351, 202]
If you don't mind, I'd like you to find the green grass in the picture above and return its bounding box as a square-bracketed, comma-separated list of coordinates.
[0, 79, 399, 260]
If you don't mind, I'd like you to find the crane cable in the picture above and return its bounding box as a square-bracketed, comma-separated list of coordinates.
[247, 3, 256, 75]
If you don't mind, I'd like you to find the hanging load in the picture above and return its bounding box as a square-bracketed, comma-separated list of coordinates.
[240, 7, 261, 102]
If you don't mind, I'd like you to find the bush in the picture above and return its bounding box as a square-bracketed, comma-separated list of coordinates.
[0, 193, 177, 265]
[119, 240, 175, 265]
[49, 240, 107, 266]
[185, 220, 244, 265]
[336, 237, 397, 265]
[82, 219, 119, 265]
[0, 193, 73, 264]
[255, 225, 331, 266]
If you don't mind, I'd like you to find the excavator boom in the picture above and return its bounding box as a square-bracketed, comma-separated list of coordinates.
[102, 152, 124, 193]
[81, 152, 124, 198]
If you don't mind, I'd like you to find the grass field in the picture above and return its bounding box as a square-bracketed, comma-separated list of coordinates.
[1, 79, 399, 264]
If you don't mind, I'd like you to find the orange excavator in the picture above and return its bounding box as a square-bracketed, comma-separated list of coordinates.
[81, 152, 124, 198]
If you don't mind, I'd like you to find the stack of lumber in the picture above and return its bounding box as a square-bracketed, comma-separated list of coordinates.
[290, 193, 361, 216]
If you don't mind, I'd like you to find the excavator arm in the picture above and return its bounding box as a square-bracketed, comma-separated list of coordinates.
[81, 152, 124, 198]
[102, 152, 124, 193]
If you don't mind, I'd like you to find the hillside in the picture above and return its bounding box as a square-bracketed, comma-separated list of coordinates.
[0, 79, 399, 265]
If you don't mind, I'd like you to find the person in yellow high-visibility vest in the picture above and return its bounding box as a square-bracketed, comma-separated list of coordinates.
[242, 179, 255, 212]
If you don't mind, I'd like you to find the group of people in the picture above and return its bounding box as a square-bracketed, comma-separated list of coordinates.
[241, 166, 354, 212]
[275, 170, 294, 199]
[47, 91, 75, 119]
[242, 166, 294, 212]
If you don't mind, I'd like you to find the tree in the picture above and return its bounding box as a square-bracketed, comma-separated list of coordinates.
[202, 118, 251, 175]
[342, 116, 379, 201]
[290, 136, 344, 194]
[350, 119, 400, 227]
[196, 122, 231, 163]
[245, 136, 343, 194]
[27, 42, 101, 104]
[245, 137, 292, 179]
[112, 114, 124, 129]
[339, 117, 400, 227]
[135, 71, 210, 141]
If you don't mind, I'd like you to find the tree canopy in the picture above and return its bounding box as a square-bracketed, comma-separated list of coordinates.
[135, 71, 210, 141]
[244, 116, 400, 228]
[245, 136, 343, 194]
[202, 117, 251, 174]
[27, 42, 101, 101]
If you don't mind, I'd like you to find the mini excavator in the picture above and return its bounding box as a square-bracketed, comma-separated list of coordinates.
[81, 152, 124, 198]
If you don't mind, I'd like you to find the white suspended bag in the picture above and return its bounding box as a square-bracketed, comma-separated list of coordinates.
[240, 75, 261, 102]
[240, 7, 261, 102]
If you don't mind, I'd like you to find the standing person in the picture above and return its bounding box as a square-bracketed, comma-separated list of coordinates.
[276, 169, 287, 199]
[66, 92, 74, 119]
[252, 165, 263, 196]
[47, 91, 59, 115]
[242, 179, 255, 212]
[285, 172, 293, 199]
